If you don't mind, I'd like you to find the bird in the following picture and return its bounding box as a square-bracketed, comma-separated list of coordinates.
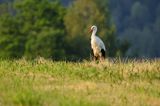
[89, 25, 106, 61]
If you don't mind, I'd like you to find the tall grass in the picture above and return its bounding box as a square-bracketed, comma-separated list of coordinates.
[0, 58, 159, 106]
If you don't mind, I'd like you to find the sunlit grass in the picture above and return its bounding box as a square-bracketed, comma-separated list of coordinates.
[0, 58, 160, 106]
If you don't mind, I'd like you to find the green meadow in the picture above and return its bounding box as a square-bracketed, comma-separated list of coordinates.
[0, 58, 160, 106]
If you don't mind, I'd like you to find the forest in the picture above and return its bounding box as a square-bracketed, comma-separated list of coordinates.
[109, 0, 160, 58]
[0, 0, 159, 60]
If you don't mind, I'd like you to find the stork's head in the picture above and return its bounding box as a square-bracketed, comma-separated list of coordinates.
[89, 25, 97, 33]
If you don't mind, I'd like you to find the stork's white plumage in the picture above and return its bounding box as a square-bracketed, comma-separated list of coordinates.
[90, 25, 106, 60]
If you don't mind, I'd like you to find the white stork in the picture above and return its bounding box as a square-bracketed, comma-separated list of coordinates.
[90, 25, 106, 61]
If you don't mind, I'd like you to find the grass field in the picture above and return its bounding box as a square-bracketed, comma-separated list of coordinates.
[0, 58, 160, 106]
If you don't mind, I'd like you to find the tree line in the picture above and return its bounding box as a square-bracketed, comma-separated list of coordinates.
[0, 0, 129, 60]
[109, 0, 160, 57]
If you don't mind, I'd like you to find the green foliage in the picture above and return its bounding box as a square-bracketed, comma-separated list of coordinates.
[0, 14, 26, 58]
[15, 0, 66, 59]
[25, 29, 65, 59]
[0, 0, 66, 59]
[0, 3, 8, 15]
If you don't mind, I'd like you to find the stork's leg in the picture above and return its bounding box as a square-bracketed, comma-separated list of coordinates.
[91, 49, 94, 56]
[90, 49, 94, 60]
[94, 56, 98, 61]
[90, 49, 98, 61]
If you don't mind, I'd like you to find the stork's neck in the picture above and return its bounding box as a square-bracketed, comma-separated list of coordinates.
[91, 30, 97, 38]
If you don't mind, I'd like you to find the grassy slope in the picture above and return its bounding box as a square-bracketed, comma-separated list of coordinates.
[0, 58, 160, 106]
